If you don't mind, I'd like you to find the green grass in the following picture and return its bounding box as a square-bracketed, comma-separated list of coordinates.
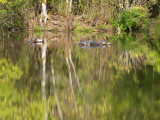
[33, 25, 44, 32]
[96, 24, 106, 31]
[0, 9, 7, 13]
[74, 26, 93, 35]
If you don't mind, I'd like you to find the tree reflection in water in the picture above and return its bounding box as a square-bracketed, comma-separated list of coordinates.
[0, 31, 160, 120]
[38, 33, 83, 119]
[51, 59, 63, 120]
[40, 38, 48, 120]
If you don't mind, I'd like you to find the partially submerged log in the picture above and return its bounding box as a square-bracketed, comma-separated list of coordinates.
[76, 40, 112, 49]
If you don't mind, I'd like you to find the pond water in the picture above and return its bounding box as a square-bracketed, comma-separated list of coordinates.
[0, 25, 160, 120]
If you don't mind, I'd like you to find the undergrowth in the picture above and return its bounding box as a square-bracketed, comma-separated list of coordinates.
[33, 25, 44, 32]
[112, 7, 149, 31]
[74, 26, 93, 34]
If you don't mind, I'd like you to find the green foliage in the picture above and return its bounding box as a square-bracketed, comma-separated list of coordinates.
[0, 59, 22, 80]
[96, 24, 106, 31]
[1, 14, 160, 120]
[144, 36, 160, 73]
[0, 0, 7, 3]
[33, 25, 44, 32]
[0, 0, 33, 30]
[0, 57, 46, 120]
[74, 26, 93, 34]
[150, 22, 160, 37]
[112, 7, 149, 31]
[0, 80, 44, 120]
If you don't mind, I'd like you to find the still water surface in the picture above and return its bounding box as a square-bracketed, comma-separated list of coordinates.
[0, 28, 160, 120]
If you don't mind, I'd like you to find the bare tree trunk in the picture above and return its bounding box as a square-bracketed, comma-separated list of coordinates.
[34, 0, 40, 17]
[40, 0, 48, 26]
[69, 0, 72, 12]
[34, 0, 40, 24]
[133, 0, 136, 5]
[66, 0, 72, 13]
[126, 0, 130, 10]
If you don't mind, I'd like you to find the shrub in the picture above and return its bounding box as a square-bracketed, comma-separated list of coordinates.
[0, 0, 33, 30]
[112, 7, 149, 31]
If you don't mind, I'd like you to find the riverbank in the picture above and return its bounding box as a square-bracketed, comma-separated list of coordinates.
[0, 0, 159, 34]
[27, 13, 113, 34]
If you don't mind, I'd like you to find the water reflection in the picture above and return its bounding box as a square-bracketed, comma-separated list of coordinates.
[51, 59, 63, 120]
[0, 31, 160, 120]
[41, 38, 48, 120]
[75, 40, 112, 49]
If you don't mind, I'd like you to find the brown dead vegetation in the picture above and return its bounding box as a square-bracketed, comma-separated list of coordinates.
[28, 13, 113, 32]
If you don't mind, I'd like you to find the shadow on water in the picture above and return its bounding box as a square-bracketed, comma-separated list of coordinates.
[0, 30, 160, 120]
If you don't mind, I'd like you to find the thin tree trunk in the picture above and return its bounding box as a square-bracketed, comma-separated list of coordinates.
[69, 0, 72, 12]
[126, 0, 130, 10]
[34, 0, 39, 17]
[40, 0, 48, 25]
[133, 0, 136, 5]
[66, 0, 72, 13]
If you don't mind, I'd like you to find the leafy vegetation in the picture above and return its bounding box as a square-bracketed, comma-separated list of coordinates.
[0, 0, 160, 119]
[112, 7, 149, 31]
[0, 0, 159, 31]
[33, 25, 44, 32]
[74, 26, 93, 34]
[0, 0, 34, 30]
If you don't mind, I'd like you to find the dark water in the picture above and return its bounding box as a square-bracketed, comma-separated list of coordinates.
[0, 27, 160, 120]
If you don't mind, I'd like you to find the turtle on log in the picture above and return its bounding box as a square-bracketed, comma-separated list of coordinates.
[76, 40, 112, 49]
